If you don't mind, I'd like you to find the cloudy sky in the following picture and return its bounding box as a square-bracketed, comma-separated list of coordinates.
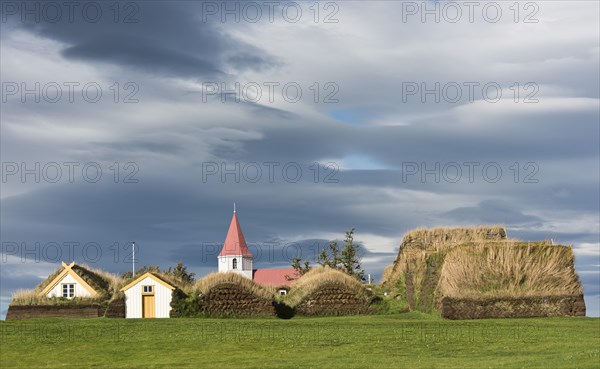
[1, 1, 598, 318]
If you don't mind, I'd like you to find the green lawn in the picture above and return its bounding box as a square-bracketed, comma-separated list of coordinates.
[1, 313, 599, 368]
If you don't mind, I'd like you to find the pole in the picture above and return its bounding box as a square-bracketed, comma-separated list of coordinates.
[132, 241, 135, 277]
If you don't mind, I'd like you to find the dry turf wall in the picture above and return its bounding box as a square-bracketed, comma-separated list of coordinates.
[293, 283, 374, 316]
[6, 298, 125, 320]
[5, 304, 104, 320]
[285, 267, 375, 316]
[440, 295, 586, 319]
[197, 283, 275, 317]
[104, 298, 126, 318]
[194, 272, 276, 317]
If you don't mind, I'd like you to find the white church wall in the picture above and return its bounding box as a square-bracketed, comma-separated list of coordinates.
[218, 255, 253, 279]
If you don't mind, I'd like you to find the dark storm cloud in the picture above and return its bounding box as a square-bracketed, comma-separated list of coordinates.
[1, 272, 47, 292]
[90, 141, 183, 156]
[61, 35, 223, 78]
[334, 169, 600, 214]
[440, 200, 542, 226]
[1, 175, 393, 244]
[7, 1, 275, 78]
[237, 106, 599, 166]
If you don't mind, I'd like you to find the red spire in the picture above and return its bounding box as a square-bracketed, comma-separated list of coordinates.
[218, 211, 252, 257]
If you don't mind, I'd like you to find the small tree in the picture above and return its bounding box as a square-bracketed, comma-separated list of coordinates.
[290, 257, 311, 278]
[292, 228, 366, 282]
[166, 262, 195, 285]
[318, 240, 341, 268]
[340, 228, 365, 281]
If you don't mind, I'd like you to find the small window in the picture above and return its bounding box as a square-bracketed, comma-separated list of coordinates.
[62, 284, 75, 298]
[232, 258, 238, 270]
[278, 289, 287, 296]
[142, 285, 153, 293]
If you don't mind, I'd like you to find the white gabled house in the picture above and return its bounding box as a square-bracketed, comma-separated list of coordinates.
[39, 261, 99, 298]
[121, 272, 175, 318]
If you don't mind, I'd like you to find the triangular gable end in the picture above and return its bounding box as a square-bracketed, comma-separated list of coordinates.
[120, 272, 176, 292]
[39, 261, 98, 297]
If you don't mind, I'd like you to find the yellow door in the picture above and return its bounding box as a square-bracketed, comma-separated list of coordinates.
[142, 294, 155, 318]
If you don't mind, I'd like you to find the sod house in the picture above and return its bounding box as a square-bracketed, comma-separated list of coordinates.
[381, 226, 586, 319]
[41, 261, 103, 298]
[6, 261, 119, 320]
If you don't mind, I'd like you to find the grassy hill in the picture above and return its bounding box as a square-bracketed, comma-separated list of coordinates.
[1, 314, 598, 368]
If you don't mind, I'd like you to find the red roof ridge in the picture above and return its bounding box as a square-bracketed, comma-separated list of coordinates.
[218, 212, 252, 257]
[252, 268, 299, 287]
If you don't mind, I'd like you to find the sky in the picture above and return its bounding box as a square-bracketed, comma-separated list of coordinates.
[0, 1, 599, 319]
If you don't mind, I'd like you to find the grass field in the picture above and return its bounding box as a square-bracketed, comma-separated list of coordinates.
[1, 313, 599, 369]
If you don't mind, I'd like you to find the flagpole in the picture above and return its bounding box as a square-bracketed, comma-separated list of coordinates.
[132, 241, 135, 277]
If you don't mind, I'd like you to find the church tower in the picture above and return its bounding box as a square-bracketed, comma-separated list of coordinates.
[218, 207, 253, 279]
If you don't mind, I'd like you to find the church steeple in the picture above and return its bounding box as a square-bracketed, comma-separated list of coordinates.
[218, 209, 252, 257]
[217, 207, 253, 278]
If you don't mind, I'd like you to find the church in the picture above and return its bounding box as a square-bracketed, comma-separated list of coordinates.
[217, 208, 298, 293]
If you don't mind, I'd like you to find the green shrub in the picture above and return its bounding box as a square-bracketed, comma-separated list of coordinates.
[170, 290, 201, 317]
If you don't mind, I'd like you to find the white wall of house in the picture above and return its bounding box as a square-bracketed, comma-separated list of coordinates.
[217, 255, 253, 279]
[123, 276, 173, 318]
[46, 274, 92, 298]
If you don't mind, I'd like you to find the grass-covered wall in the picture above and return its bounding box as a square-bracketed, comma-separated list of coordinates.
[381, 226, 586, 319]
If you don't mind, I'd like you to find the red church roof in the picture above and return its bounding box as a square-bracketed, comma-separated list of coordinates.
[253, 268, 299, 287]
[219, 211, 253, 257]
